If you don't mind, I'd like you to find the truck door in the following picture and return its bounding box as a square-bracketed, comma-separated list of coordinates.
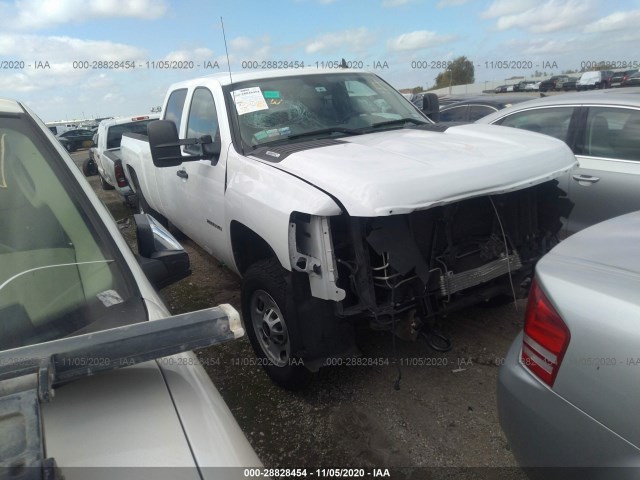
[169, 87, 231, 264]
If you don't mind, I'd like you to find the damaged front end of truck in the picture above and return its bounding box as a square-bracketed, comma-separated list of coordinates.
[289, 179, 572, 346]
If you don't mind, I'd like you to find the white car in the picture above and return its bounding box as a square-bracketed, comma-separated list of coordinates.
[0, 98, 262, 477]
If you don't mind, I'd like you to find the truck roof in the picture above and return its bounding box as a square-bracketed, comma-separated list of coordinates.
[167, 68, 374, 90]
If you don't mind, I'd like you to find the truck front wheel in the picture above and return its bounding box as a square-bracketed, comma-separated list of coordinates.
[241, 258, 309, 388]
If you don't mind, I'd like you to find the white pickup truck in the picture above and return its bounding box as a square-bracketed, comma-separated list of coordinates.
[121, 69, 576, 387]
[94, 114, 158, 205]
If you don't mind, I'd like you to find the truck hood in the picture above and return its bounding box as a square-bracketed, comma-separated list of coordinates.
[260, 125, 576, 216]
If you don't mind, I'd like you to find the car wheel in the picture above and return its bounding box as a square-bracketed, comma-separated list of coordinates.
[99, 173, 115, 190]
[64, 142, 74, 152]
[82, 158, 98, 177]
[241, 258, 309, 389]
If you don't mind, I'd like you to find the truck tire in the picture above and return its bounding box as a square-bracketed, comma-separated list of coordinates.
[99, 173, 115, 190]
[241, 258, 309, 388]
[82, 158, 97, 177]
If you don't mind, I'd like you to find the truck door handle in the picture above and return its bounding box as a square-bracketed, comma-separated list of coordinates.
[176, 170, 188, 179]
[572, 174, 600, 184]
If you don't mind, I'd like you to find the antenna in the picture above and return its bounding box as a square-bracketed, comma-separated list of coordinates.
[221, 17, 233, 89]
[220, 16, 245, 156]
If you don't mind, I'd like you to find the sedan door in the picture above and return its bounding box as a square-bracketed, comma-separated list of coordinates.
[492, 106, 579, 225]
[567, 106, 640, 233]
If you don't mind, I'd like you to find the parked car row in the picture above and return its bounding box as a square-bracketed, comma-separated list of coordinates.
[55, 127, 95, 152]
[437, 94, 533, 122]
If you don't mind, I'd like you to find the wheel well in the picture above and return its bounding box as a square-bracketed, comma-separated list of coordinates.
[230, 221, 278, 275]
[126, 166, 139, 194]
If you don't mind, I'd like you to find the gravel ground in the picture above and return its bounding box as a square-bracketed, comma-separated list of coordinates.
[74, 150, 529, 479]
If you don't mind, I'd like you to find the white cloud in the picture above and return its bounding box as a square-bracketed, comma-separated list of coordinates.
[482, 0, 536, 18]
[0, 34, 146, 61]
[230, 36, 253, 50]
[585, 10, 640, 33]
[164, 48, 215, 62]
[437, 0, 470, 7]
[304, 28, 375, 54]
[82, 73, 115, 90]
[2, 0, 168, 31]
[483, 0, 594, 33]
[387, 30, 456, 52]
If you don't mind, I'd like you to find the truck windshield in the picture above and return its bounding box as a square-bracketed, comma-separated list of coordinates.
[226, 72, 429, 150]
[0, 113, 146, 351]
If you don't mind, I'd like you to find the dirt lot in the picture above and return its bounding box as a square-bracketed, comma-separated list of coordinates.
[74, 151, 528, 479]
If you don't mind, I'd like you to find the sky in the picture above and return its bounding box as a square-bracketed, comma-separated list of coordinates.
[0, 0, 639, 122]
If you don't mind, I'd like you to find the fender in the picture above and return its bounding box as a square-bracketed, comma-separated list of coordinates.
[225, 152, 342, 275]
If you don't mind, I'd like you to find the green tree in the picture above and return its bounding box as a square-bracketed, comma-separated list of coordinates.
[434, 56, 475, 89]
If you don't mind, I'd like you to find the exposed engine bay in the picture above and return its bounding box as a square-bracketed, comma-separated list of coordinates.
[293, 180, 571, 338]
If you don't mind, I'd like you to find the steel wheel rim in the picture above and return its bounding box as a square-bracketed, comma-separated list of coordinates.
[250, 289, 290, 367]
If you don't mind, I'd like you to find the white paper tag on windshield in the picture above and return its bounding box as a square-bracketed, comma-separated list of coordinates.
[232, 87, 269, 115]
[97, 290, 124, 307]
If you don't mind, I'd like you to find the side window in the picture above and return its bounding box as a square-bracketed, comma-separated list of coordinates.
[496, 107, 575, 143]
[581, 107, 640, 161]
[185, 87, 219, 156]
[439, 105, 468, 122]
[468, 105, 497, 122]
[164, 88, 188, 133]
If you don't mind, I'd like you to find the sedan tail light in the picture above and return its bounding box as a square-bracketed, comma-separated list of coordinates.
[114, 161, 128, 188]
[521, 279, 570, 387]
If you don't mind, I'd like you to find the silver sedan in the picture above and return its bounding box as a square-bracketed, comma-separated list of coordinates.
[478, 88, 640, 235]
[498, 210, 640, 476]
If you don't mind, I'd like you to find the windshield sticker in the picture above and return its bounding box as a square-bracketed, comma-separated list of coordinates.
[315, 86, 327, 92]
[232, 87, 269, 115]
[0, 134, 6, 188]
[253, 127, 291, 142]
[97, 289, 124, 307]
[263, 90, 281, 99]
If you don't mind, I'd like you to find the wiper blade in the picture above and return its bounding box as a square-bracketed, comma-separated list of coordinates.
[252, 127, 362, 149]
[287, 127, 363, 140]
[366, 118, 428, 130]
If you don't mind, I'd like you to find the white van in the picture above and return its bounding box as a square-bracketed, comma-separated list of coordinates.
[577, 70, 611, 91]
